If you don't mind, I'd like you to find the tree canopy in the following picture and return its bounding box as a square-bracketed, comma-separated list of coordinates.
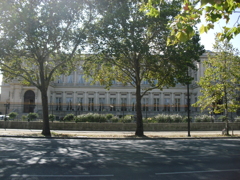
[193, 38, 240, 134]
[0, 0, 95, 136]
[141, 0, 240, 45]
[83, 0, 205, 136]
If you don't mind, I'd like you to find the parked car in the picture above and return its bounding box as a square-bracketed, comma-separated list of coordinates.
[0, 115, 9, 120]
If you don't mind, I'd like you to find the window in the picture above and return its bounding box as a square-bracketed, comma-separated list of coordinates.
[77, 97, 83, 111]
[56, 97, 62, 111]
[175, 98, 180, 112]
[88, 98, 94, 111]
[164, 98, 170, 111]
[142, 80, 148, 85]
[99, 98, 105, 111]
[131, 98, 136, 111]
[66, 97, 73, 111]
[154, 98, 160, 111]
[110, 98, 116, 111]
[121, 98, 127, 111]
[67, 75, 73, 83]
[78, 74, 85, 84]
[57, 75, 63, 84]
[142, 98, 148, 111]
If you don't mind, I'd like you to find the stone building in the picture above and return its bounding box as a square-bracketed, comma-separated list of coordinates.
[0, 53, 208, 119]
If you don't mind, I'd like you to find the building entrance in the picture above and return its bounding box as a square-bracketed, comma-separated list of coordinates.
[23, 90, 35, 113]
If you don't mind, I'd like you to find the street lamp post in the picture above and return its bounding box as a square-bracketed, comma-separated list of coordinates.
[187, 70, 191, 137]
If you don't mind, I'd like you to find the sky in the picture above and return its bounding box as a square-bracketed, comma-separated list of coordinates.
[198, 10, 240, 51]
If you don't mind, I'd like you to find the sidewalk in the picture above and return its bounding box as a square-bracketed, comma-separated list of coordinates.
[0, 129, 240, 138]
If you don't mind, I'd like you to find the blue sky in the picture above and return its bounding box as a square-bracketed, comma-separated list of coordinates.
[198, 10, 240, 51]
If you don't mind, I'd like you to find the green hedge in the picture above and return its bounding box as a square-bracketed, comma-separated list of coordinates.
[195, 115, 213, 122]
[75, 113, 107, 123]
[53, 113, 220, 123]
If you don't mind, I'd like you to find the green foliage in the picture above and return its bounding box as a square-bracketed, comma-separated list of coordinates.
[63, 114, 75, 122]
[152, 114, 186, 123]
[109, 116, 120, 123]
[49, 114, 56, 122]
[21, 115, 27, 121]
[218, 116, 228, 122]
[119, 115, 133, 123]
[234, 116, 240, 122]
[0, 0, 95, 135]
[142, 0, 240, 44]
[193, 38, 240, 115]
[194, 115, 213, 122]
[8, 112, 18, 120]
[27, 113, 39, 121]
[84, 0, 204, 136]
[75, 113, 107, 123]
[106, 114, 113, 120]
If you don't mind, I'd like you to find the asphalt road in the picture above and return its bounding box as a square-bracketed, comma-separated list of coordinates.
[0, 138, 240, 180]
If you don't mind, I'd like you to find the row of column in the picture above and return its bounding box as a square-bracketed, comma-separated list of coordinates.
[51, 91, 195, 106]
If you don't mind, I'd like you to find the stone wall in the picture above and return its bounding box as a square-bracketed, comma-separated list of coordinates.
[0, 121, 240, 131]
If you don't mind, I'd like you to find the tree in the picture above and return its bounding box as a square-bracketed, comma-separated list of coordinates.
[49, 114, 55, 123]
[193, 38, 240, 135]
[0, 0, 95, 136]
[141, 0, 240, 45]
[27, 112, 39, 121]
[83, 0, 205, 136]
[8, 112, 18, 120]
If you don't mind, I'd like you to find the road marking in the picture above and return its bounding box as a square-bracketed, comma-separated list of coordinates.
[11, 174, 114, 178]
[155, 169, 240, 175]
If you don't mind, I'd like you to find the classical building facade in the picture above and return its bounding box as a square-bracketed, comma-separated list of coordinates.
[0, 53, 208, 119]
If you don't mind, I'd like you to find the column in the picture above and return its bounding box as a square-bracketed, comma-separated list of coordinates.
[160, 92, 163, 110]
[170, 92, 173, 112]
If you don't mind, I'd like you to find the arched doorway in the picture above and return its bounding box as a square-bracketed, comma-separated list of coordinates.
[23, 90, 35, 113]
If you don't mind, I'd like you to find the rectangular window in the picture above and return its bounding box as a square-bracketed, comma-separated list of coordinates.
[99, 98, 105, 111]
[56, 97, 62, 111]
[77, 97, 83, 111]
[175, 98, 180, 112]
[57, 75, 63, 84]
[154, 98, 160, 111]
[110, 98, 116, 111]
[142, 98, 148, 111]
[66, 97, 73, 111]
[121, 98, 127, 111]
[67, 75, 73, 83]
[88, 98, 94, 111]
[164, 98, 170, 111]
[78, 74, 85, 84]
[131, 98, 136, 111]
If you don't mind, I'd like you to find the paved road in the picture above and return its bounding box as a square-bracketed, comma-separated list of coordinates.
[0, 138, 240, 180]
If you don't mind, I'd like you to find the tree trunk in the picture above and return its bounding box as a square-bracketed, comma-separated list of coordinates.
[224, 86, 229, 135]
[135, 84, 144, 136]
[41, 89, 51, 136]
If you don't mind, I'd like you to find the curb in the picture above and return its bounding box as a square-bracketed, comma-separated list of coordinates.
[1, 135, 240, 140]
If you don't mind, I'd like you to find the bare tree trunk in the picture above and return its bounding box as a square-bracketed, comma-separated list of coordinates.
[41, 89, 51, 136]
[135, 84, 144, 136]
